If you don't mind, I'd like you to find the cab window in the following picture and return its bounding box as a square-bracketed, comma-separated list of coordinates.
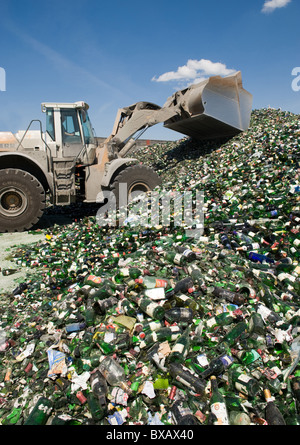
[61, 109, 81, 144]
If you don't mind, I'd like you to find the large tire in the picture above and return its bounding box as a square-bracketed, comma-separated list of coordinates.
[110, 164, 162, 207]
[0, 169, 45, 232]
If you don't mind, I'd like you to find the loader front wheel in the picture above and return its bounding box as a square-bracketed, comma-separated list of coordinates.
[0, 169, 45, 232]
[110, 164, 162, 207]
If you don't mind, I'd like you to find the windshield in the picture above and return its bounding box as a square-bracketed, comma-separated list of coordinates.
[79, 109, 95, 145]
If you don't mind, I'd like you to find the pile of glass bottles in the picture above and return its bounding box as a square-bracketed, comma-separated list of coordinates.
[0, 108, 299, 425]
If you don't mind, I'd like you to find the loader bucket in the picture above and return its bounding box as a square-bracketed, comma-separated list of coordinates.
[163, 71, 252, 140]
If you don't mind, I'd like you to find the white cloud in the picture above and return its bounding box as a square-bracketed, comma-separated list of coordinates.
[262, 0, 292, 13]
[152, 59, 236, 84]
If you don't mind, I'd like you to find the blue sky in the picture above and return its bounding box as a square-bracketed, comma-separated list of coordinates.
[0, 0, 299, 140]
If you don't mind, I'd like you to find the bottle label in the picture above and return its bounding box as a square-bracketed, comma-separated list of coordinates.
[153, 279, 169, 288]
[220, 354, 234, 368]
[175, 375, 193, 389]
[206, 317, 217, 328]
[196, 353, 209, 367]
[144, 288, 166, 300]
[178, 294, 189, 302]
[144, 301, 159, 317]
[174, 253, 183, 265]
[171, 343, 185, 354]
[277, 272, 295, 282]
[86, 275, 102, 284]
[235, 374, 252, 395]
[211, 402, 229, 425]
[257, 304, 272, 319]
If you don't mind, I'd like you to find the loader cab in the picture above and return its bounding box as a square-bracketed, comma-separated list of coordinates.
[42, 101, 96, 163]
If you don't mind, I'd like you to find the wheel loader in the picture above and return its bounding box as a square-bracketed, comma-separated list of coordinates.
[0, 71, 252, 232]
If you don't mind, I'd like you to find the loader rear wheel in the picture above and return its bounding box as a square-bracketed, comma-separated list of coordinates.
[110, 164, 162, 207]
[0, 169, 45, 232]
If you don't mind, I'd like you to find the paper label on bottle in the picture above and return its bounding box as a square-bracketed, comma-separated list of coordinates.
[144, 288, 165, 300]
[235, 374, 251, 395]
[277, 272, 287, 281]
[108, 410, 127, 425]
[87, 275, 102, 284]
[145, 302, 159, 317]
[220, 354, 234, 367]
[178, 294, 189, 302]
[196, 353, 209, 367]
[257, 304, 271, 320]
[211, 402, 229, 425]
[104, 332, 115, 343]
[206, 317, 216, 328]
[38, 404, 53, 415]
[171, 343, 185, 354]
[175, 375, 193, 389]
[174, 253, 183, 265]
[111, 387, 129, 406]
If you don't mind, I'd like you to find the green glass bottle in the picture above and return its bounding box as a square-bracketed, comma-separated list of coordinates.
[168, 362, 207, 397]
[164, 250, 187, 266]
[165, 307, 194, 324]
[209, 376, 229, 425]
[134, 319, 163, 335]
[135, 276, 170, 289]
[87, 393, 106, 422]
[248, 311, 265, 336]
[209, 285, 245, 306]
[173, 293, 199, 312]
[199, 353, 234, 379]
[85, 297, 96, 326]
[2, 407, 22, 425]
[206, 312, 235, 330]
[139, 326, 182, 348]
[24, 397, 53, 425]
[117, 297, 137, 317]
[113, 267, 142, 284]
[218, 321, 248, 352]
[171, 399, 201, 425]
[84, 274, 106, 288]
[128, 293, 165, 320]
[234, 348, 262, 365]
[230, 368, 261, 398]
[186, 264, 206, 289]
[168, 327, 191, 363]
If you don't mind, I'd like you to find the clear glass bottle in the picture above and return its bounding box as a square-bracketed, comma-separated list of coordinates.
[99, 356, 131, 394]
